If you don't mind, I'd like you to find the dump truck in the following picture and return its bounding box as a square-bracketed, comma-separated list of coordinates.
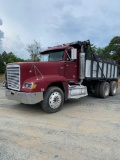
[5, 40, 118, 113]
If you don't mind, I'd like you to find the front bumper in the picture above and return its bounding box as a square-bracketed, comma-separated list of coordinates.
[5, 89, 43, 104]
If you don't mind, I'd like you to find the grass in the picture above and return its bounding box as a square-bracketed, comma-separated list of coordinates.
[0, 74, 5, 83]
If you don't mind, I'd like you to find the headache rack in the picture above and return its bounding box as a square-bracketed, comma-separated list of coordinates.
[48, 40, 90, 49]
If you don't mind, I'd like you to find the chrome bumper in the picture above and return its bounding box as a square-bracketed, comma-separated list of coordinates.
[5, 89, 43, 104]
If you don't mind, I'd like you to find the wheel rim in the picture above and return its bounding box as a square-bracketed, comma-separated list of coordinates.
[104, 84, 109, 96]
[113, 83, 117, 94]
[49, 92, 62, 109]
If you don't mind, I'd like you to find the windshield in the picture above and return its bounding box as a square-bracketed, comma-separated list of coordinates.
[40, 50, 64, 62]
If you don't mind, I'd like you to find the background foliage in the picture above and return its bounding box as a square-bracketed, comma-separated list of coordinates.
[0, 51, 24, 74]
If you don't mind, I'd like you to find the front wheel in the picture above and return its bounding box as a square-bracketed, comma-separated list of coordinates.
[41, 87, 64, 113]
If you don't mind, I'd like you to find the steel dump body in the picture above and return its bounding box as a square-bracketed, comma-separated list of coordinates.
[85, 57, 118, 80]
[65, 41, 118, 81]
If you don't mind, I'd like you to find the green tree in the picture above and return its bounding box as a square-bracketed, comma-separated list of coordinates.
[0, 51, 24, 74]
[87, 45, 104, 58]
[87, 45, 97, 58]
[0, 54, 5, 74]
[27, 40, 41, 61]
[104, 36, 120, 64]
[96, 47, 104, 56]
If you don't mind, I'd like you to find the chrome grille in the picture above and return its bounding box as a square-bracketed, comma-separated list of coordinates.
[7, 64, 20, 91]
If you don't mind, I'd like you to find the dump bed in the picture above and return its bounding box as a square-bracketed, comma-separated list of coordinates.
[85, 55, 118, 80]
[67, 40, 118, 80]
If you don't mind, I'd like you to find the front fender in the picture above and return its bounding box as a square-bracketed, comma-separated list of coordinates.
[21, 75, 68, 94]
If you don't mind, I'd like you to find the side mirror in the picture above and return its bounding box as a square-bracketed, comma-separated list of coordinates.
[71, 48, 77, 60]
[4, 62, 6, 66]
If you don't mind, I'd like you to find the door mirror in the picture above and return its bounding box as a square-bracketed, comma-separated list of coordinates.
[71, 48, 77, 60]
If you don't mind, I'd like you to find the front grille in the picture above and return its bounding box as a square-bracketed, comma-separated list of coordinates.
[7, 64, 20, 91]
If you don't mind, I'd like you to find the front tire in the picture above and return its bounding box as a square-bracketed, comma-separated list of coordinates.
[41, 86, 64, 113]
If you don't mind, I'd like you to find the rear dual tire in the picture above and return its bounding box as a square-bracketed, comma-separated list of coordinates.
[95, 82, 101, 97]
[99, 82, 110, 98]
[95, 81, 117, 98]
[109, 81, 117, 96]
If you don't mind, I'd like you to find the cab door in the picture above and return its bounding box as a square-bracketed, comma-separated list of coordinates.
[64, 50, 77, 83]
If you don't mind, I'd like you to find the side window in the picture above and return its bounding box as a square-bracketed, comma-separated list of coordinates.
[66, 51, 71, 61]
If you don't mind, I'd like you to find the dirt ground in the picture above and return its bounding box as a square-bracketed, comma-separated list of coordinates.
[0, 84, 120, 160]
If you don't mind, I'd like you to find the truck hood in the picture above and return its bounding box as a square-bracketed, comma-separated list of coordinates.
[17, 61, 60, 75]
[6, 61, 67, 92]
[10, 62, 61, 85]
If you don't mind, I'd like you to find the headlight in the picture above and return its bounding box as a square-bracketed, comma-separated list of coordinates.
[22, 82, 37, 89]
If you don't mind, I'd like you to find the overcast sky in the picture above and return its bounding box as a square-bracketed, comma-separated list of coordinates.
[0, 0, 120, 59]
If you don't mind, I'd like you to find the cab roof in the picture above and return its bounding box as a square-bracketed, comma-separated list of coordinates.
[40, 40, 90, 54]
[40, 45, 70, 54]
